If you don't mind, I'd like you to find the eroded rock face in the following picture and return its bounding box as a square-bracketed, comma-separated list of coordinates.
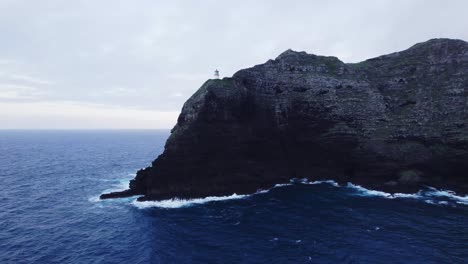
[101, 38, 468, 201]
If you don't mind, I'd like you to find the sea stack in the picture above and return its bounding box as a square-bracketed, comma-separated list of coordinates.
[101, 38, 468, 201]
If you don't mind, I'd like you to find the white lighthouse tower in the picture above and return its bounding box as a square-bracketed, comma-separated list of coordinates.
[214, 69, 220, 79]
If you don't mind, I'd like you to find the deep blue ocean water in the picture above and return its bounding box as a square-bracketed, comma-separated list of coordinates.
[0, 130, 467, 264]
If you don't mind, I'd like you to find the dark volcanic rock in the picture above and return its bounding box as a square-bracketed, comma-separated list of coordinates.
[99, 189, 136, 200]
[102, 38, 468, 201]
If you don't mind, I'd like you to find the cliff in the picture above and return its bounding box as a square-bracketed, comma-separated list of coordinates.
[101, 38, 468, 201]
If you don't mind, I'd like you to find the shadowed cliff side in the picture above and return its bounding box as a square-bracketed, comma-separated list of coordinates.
[101, 38, 468, 201]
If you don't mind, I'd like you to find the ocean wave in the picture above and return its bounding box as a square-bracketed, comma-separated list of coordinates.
[89, 176, 134, 204]
[99, 178, 133, 195]
[290, 178, 309, 184]
[95, 176, 467, 209]
[274, 183, 293, 188]
[114, 179, 131, 191]
[131, 179, 343, 209]
[130, 183, 299, 209]
[423, 188, 468, 203]
[288, 177, 340, 187]
[345, 182, 467, 206]
[307, 180, 340, 187]
[346, 183, 395, 198]
[132, 193, 249, 209]
[391, 192, 422, 199]
[88, 195, 101, 203]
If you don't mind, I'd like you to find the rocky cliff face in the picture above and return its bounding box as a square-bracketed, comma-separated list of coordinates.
[101, 38, 468, 201]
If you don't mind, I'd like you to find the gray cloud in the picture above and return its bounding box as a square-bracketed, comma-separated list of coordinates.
[0, 0, 467, 128]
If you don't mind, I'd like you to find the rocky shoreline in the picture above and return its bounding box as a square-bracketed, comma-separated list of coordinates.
[101, 38, 468, 201]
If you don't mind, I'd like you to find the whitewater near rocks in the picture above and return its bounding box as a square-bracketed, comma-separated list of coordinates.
[97, 177, 468, 209]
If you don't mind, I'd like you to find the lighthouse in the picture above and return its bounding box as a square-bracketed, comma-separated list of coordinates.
[214, 69, 220, 79]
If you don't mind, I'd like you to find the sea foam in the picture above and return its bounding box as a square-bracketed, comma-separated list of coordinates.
[307, 180, 340, 187]
[345, 182, 468, 206]
[97, 176, 467, 209]
[346, 183, 394, 198]
[132, 193, 249, 209]
[423, 188, 468, 204]
[273, 183, 293, 188]
[90, 175, 135, 204]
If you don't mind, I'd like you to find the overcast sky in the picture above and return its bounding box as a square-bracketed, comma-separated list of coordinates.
[0, 0, 467, 129]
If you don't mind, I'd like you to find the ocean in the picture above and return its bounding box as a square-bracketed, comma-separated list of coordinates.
[0, 130, 467, 263]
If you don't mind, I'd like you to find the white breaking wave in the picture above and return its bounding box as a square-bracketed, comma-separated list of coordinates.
[274, 183, 293, 188]
[88, 195, 101, 203]
[345, 182, 468, 206]
[346, 183, 395, 198]
[346, 182, 424, 200]
[391, 192, 422, 199]
[90, 175, 135, 204]
[132, 193, 249, 209]
[93, 175, 468, 208]
[103, 174, 136, 193]
[115, 180, 130, 191]
[288, 177, 340, 187]
[130, 180, 468, 208]
[131, 182, 298, 209]
[131, 179, 342, 209]
[423, 189, 468, 204]
[345, 183, 425, 199]
[307, 180, 340, 187]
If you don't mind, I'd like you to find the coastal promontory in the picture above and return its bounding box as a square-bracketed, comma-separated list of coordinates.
[101, 38, 468, 201]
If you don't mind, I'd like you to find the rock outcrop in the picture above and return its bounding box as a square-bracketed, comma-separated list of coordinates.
[101, 38, 468, 201]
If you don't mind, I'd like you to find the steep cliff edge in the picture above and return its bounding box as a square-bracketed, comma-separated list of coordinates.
[101, 38, 468, 201]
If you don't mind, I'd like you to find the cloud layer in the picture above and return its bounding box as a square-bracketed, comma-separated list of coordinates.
[0, 0, 467, 128]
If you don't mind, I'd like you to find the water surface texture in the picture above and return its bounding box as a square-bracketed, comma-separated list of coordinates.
[0, 130, 467, 263]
